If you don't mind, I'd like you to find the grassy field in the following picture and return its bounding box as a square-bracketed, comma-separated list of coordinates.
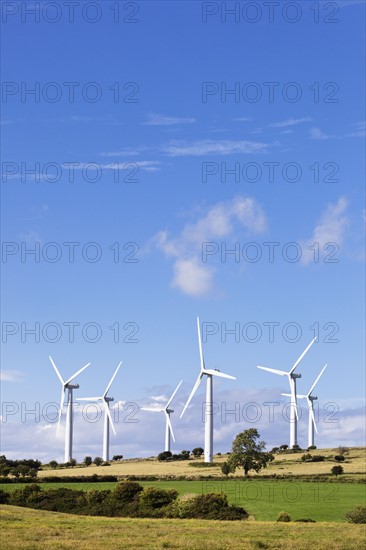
[1, 505, 365, 550]
[38, 447, 366, 480]
[2, 480, 365, 522]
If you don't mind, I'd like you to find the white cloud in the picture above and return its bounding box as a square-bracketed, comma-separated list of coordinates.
[161, 139, 268, 157]
[310, 127, 335, 140]
[300, 197, 349, 265]
[153, 196, 267, 296]
[270, 117, 312, 128]
[346, 121, 366, 138]
[0, 370, 24, 382]
[144, 113, 196, 126]
[233, 117, 251, 122]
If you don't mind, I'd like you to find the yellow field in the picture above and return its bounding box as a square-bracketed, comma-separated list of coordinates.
[38, 447, 366, 479]
[1, 505, 365, 550]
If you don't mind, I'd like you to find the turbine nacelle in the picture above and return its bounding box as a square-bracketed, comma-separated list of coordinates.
[141, 380, 183, 445]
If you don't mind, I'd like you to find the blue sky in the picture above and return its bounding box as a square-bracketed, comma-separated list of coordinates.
[1, 0, 365, 460]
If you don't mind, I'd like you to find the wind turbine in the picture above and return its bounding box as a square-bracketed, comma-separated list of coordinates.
[141, 380, 183, 453]
[49, 356, 91, 463]
[77, 361, 122, 462]
[283, 364, 327, 448]
[256, 338, 317, 448]
[180, 317, 236, 464]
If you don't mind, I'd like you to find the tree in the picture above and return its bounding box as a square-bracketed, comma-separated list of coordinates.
[331, 465, 344, 477]
[84, 456, 92, 466]
[49, 460, 58, 469]
[192, 447, 204, 458]
[157, 451, 172, 462]
[280, 445, 288, 451]
[334, 455, 345, 462]
[227, 429, 272, 477]
[93, 457, 103, 467]
[221, 461, 233, 477]
[112, 455, 123, 461]
[69, 458, 77, 468]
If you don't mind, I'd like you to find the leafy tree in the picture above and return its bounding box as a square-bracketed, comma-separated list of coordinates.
[157, 451, 172, 462]
[331, 465, 344, 477]
[227, 429, 272, 476]
[69, 458, 77, 467]
[93, 457, 103, 467]
[280, 444, 288, 451]
[84, 456, 93, 466]
[112, 455, 123, 461]
[49, 460, 58, 469]
[221, 461, 233, 477]
[192, 447, 204, 458]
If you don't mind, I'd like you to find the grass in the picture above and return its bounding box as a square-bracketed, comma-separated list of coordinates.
[2, 480, 365, 522]
[37, 446, 366, 480]
[1, 505, 365, 549]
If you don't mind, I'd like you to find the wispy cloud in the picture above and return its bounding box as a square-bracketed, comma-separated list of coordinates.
[152, 196, 267, 296]
[310, 127, 336, 140]
[143, 113, 196, 126]
[346, 121, 366, 138]
[270, 117, 312, 128]
[300, 197, 349, 265]
[161, 139, 268, 157]
[99, 148, 147, 157]
[233, 117, 251, 122]
[101, 161, 162, 172]
[0, 370, 24, 383]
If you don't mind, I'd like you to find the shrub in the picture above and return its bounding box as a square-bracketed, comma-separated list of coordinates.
[112, 455, 123, 461]
[295, 519, 316, 523]
[113, 481, 143, 504]
[279, 445, 288, 451]
[157, 451, 172, 462]
[307, 445, 317, 450]
[84, 456, 92, 466]
[140, 487, 178, 515]
[49, 460, 58, 469]
[221, 462, 233, 477]
[192, 447, 204, 458]
[331, 465, 344, 476]
[93, 457, 103, 466]
[0, 490, 9, 504]
[345, 506, 366, 524]
[334, 455, 345, 462]
[171, 492, 248, 520]
[277, 512, 291, 522]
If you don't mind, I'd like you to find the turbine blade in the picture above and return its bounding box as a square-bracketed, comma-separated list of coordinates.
[104, 401, 116, 436]
[308, 398, 318, 434]
[49, 356, 64, 385]
[65, 362, 91, 385]
[290, 337, 317, 374]
[166, 412, 175, 442]
[141, 407, 163, 412]
[203, 369, 236, 380]
[281, 393, 292, 397]
[197, 316, 205, 371]
[166, 379, 183, 409]
[309, 364, 327, 395]
[180, 372, 203, 418]
[104, 361, 122, 397]
[257, 366, 287, 376]
[295, 394, 307, 399]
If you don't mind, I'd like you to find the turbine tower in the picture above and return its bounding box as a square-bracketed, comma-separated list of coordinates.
[50, 356, 91, 463]
[257, 338, 316, 448]
[77, 361, 122, 462]
[141, 380, 183, 452]
[180, 317, 236, 464]
[283, 364, 327, 448]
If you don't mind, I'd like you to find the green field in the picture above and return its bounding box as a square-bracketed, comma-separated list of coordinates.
[2, 480, 365, 522]
[1, 505, 365, 550]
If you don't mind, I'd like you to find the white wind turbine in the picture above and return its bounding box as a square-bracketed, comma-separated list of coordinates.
[180, 317, 236, 464]
[141, 380, 183, 453]
[257, 338, 317, 449]
[77, 361, 122, 462]
[283, 364, 327, 448]
[49, 356, 91, 463]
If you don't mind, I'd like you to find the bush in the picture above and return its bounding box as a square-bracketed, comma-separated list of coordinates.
[345, 506, 366, 524]
[334, 455, 345, 462]
[84, 456, 92, 466]
[0, 490, 9, 504]
[192, 447, 204, 458]
[277, 512, 291, 522]
[49, 461, 58, 469]
[221, 462, 233, 477]
[295, 519, 316, 523]
[307, 445, 317, 450]
[331, 465, 344, 477]
[93, 457, 103, 466]
[157, 451, 172, 462]
[139, 487, 178, 516]
[112, 455, 123, 461]
[113, 481, 143, 504]
[171, 492, 248, 520]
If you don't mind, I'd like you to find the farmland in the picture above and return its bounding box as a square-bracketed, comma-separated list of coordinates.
[1, 505, 365, 550]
